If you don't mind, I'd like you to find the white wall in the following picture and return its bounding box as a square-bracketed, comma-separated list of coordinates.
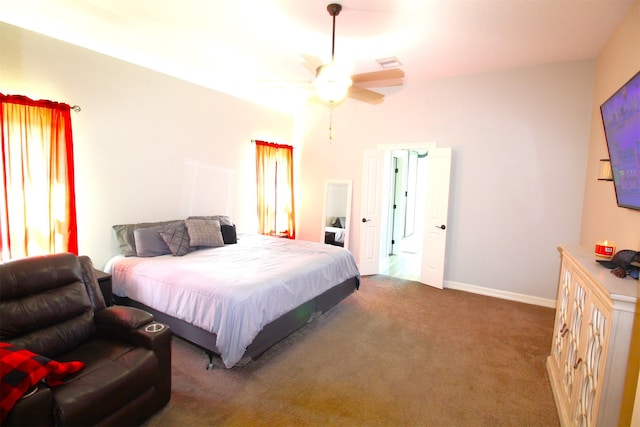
[1, 22, 295, 268]
[297, 61, 595, 301]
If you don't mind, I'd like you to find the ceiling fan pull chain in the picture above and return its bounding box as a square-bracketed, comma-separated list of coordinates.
[329, 104, 334, 141]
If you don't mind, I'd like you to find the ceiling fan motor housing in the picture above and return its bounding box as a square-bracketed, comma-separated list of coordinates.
[327, 3, 342, 16]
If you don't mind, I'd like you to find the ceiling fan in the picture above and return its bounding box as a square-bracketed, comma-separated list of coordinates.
[309, 3, 405, 106]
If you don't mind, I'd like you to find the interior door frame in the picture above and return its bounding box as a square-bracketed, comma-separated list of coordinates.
[388, 154, 404, 256]
[360, 143, 437, 275]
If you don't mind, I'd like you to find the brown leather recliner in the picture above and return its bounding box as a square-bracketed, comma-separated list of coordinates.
[0, 253, 171, 426]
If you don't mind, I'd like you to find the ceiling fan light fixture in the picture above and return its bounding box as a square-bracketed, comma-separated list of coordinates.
[314, 63, 352, 104]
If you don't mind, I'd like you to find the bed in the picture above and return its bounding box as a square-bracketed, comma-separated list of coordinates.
[106, 217, 360, 369]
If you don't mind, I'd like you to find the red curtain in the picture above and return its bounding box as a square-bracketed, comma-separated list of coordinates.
[0, 94, 78, 260]
[255, 140, 295, 238]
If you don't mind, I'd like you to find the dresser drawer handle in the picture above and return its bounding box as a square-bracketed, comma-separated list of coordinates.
[573, 358, 582, 369]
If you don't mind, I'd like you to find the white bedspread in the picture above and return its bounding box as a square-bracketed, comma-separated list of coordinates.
[107, 234, 360, 368]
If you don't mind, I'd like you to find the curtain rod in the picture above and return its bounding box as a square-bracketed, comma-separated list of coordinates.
[251, 139, 293, 149]
[0, 94, 81, 112]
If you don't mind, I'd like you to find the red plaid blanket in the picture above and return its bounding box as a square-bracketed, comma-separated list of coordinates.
[0, 342, 85, 422]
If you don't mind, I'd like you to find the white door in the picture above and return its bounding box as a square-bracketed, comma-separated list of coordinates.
[358, 149, 384, 275]
[420, 147, 452, 289]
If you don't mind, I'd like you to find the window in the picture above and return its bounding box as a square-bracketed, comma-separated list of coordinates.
[255, 140, 295, 238]
[0, 94, 78, 260]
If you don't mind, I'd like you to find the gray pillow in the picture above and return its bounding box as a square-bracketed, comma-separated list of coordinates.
[134, 222, 185, 257]
[185, 219, 224, 247]
[113, 219, 182, 256]
[187, 215, 233, 226]
[160, 224, 190, 256]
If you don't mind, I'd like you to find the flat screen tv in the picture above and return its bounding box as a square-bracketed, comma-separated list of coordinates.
[600, 70, 640, 210]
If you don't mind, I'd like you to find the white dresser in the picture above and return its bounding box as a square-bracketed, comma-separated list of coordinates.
[547, 245, 639, 426]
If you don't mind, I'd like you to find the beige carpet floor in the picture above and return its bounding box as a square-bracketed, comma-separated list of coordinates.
[144, 274, 560, 426]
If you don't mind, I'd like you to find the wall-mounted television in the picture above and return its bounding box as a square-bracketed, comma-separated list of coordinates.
[600, 70, 640, 210]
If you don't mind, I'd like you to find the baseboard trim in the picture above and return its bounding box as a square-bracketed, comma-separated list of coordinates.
[444, 280, 556, 308]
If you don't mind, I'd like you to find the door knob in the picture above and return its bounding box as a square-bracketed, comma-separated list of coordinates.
[435, 224, 446, 230]
[362, 218, 371, 223]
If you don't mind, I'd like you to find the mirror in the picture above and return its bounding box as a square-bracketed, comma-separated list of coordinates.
[321, 180, 352, 250]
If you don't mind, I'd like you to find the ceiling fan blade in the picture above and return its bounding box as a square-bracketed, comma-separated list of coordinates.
[351, 68, 405, 88]
[348, 86, 385, 104]
[301, 54, 323, 76]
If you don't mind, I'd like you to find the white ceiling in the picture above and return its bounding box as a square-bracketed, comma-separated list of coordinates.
[0, 0, 634, 112]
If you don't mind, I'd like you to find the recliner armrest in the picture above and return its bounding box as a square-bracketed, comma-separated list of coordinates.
[94, 306, 153, 345]
[131, 321, 172, 352]
[95, 305, 153, 329]
[94, 306, 171, 351]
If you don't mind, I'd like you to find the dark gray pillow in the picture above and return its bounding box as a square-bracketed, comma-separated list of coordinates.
[221, 224, 237, 244]
[134, 222, 185, 257]
[113, 219, 182, 256]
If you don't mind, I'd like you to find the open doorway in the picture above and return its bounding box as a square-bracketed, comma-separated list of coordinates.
[379, 149, 429, 281]
[359, 144, 450, 287]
